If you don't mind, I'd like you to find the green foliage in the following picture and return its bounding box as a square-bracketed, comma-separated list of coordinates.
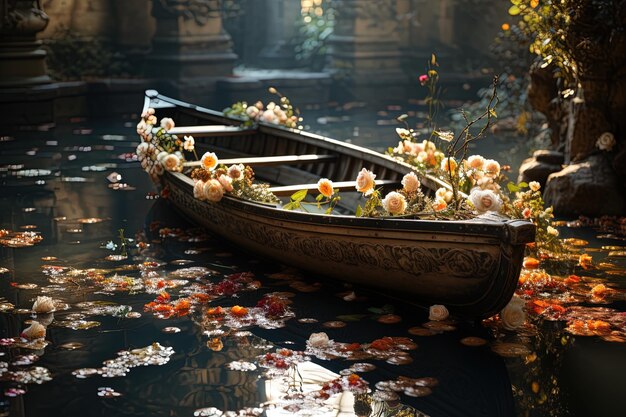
[294, 2, 335, 70]
[283, 189, 308, 211]
[508, 0, 623, 91]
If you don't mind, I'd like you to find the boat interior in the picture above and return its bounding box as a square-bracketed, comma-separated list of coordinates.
[148, 93, 439, 214]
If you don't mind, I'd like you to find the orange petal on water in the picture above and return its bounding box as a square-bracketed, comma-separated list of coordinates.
[523, 257, 540, 269]
[377, 314, 402, 324]
[460, 336, 488, 347]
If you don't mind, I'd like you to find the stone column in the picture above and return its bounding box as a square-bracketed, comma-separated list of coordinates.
[257, 0, 300, 68]
[146, 0, 237, 105]
[0, 0, 52, 87]
[326, 0, 407, 101]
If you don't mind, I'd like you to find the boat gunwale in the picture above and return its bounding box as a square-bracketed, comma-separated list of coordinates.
[167, 171, 535, 245]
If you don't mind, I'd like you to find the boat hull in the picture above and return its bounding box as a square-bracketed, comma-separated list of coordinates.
[164, 172, 531, 318]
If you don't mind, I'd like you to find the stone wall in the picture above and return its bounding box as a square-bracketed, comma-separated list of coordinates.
[39, 0, 155, 48]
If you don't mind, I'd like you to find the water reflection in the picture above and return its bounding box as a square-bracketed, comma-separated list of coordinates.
[0, 115, 625, 417]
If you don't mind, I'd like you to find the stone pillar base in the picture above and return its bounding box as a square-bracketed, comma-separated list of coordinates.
[0, 39, 51, 88]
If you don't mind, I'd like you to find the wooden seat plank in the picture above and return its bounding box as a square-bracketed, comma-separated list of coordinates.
[269, 180, 400, 196]
[169, 125, 254, 137]
[184, 154, 336, 168]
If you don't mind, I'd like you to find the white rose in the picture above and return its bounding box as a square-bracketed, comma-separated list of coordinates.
[429, 304, 449, 321]
[308, 332, 330, 348]
[596, 132, 616, 151]
[469, 188, 502, 213]
[401, 172, 420, 193]
[161, 153, 181, 172]
[21, 321, 46, 340]
[500, 296, 526, 330]
[160, 117, 175, 131]
[382, 191, 407, 215]
[32, 296, 55, 314]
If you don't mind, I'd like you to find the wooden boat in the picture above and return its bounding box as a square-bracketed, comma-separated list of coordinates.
[142, 90, 535, 318]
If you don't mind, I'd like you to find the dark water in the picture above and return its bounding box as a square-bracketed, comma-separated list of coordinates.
[0, 113, 625, 417]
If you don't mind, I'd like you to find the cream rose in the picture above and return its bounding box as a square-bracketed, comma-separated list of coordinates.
[429, 304, 449, 321]
[409, 141, 425, 155]
[500, 296, 526, 330]
[401, 172, 420, 193]
[529, 181, 541, 192]
[183, 135, 195, 152]
[469, 188, 502, 213]
[466, 155, 485, 171]
[355, 168, 376, 196]
[436, 187, 453, 203]
[308, 332, 330, 348]
[260, 109, 279, 124]
[21, 321, 46, 340]
[193, 180, 205, 200]
[484, 159, 501, 177]
[161, 153, 181, 172]
[317, 178, 334, 198]
[203, 179, 224, 202]
[136, 142, 150, 161]
[160, 117, 175, 131]
[200, 152, 218, 171]
[246, 105, 260, 119]
[382, 191, 407, 215]
[228, 163, 245, 181]
[218, 174, 234, 193]
[32, 296, 55, 314]
[596, 132, 616, 151]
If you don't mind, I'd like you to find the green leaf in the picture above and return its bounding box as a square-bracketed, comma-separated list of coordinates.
[355, 205, 363, 217]
[507, 182, 520, 193]
[316, 193, 324, 202]
[283, 202, 299, 211]
[325, 207, 333, 215]
[518, 182, 528, 188]
[508, 5, 521, 15]
[290, 189, 308, 202]
[336, 314, 368, 322]
[367, 307, 384, 314]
